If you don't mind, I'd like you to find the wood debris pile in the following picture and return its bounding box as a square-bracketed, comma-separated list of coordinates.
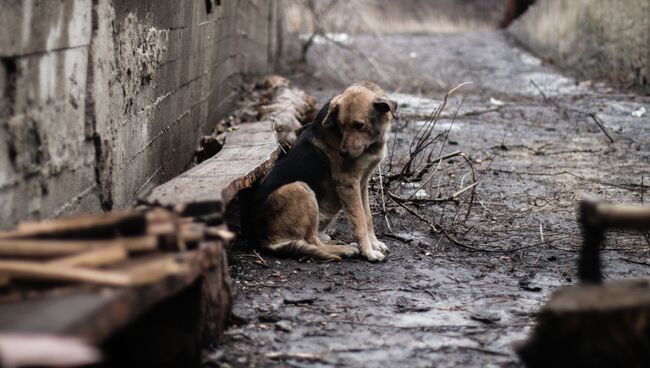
[0, 208, 233, 290]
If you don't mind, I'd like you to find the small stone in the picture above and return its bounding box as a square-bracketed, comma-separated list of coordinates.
[275, 321, 293, 332]
[631, 107, 646, 118]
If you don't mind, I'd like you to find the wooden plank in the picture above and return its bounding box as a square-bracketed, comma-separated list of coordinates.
[0, 236, 158, 258]
[48, 245, 128, 267]
[109, 254, 186, 286]
[147, 122, 279, 207]
[0, 211, 146, 240]
[0, 260, 132, 286]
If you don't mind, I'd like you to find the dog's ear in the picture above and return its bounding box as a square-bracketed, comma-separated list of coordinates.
[374, 97, 399, 119]
[321, 97, 341, 127]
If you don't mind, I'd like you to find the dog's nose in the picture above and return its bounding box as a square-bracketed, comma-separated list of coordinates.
[339, 148, 349, 158]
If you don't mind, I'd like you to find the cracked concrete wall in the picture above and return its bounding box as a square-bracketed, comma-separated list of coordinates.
[509, 0, 650, 92]
[0, 0, 282, 229]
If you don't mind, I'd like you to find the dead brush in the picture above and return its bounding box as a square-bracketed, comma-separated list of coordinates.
[372, 82, 487, 249]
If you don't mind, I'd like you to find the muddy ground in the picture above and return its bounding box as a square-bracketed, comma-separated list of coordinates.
[205, 32, 650, 367]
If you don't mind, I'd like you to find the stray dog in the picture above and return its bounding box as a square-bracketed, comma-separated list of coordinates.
[248, 81, 397, 262]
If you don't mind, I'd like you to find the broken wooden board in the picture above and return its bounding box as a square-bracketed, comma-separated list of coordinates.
[147, 121, 280, 209]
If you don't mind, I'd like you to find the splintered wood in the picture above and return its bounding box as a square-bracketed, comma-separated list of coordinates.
[0, 208, 232, 287]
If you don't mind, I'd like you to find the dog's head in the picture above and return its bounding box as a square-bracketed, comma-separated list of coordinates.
[321, 81, 398, 159]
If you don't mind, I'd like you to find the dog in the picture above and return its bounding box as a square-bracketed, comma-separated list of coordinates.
[247, 81, 397, 262]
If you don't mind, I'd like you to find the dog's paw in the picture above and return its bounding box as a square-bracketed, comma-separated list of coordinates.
[371, 240, 388, 253]
[344, 246, 360, 257]
[362, 249, 386, 262]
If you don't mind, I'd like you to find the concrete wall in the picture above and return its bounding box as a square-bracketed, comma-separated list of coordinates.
[0, 0, 283, 229]
[509, 0, 649, 92]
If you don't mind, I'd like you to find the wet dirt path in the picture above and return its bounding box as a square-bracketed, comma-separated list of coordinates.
[208, 32, 650, 367]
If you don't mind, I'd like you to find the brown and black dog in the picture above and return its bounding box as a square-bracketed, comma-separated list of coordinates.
[247, 81, 397, 262]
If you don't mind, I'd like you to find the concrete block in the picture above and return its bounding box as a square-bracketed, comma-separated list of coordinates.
[0, 0, 91, 57]
[7, 46, 88, 114]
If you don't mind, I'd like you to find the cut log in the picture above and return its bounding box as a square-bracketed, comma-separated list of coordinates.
[516, 279, 650, 368]
[0, 236, 158, 258]
[518, 200, 650, 367]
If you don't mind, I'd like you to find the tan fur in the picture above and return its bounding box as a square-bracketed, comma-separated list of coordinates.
[262, 182, 358, 261]
[258, 81, 396, 262]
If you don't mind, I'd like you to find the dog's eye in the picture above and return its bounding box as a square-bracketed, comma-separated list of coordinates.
[352, 121, 365, 130]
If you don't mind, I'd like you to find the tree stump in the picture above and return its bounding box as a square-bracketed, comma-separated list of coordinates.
[517, 279, 650, 368]
[517, 200, 650, 367]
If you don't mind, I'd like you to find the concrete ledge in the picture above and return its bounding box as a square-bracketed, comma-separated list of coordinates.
[147, 122, 280, 210]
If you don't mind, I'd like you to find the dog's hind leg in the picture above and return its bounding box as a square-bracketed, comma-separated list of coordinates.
[262, 182, 357, 261]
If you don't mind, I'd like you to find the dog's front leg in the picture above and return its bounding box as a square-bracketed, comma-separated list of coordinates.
[336, 179, 385, 262]
[361, 176, 388, 253]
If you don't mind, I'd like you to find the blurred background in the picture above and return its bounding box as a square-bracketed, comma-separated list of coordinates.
[285, 0, 508, 34]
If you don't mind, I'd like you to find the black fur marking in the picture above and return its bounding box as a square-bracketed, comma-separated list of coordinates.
[252, 125, 331, 206]
[246, 102, 337, 243]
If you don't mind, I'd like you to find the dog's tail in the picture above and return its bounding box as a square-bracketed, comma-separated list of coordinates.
[265, 240, 343, 261]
